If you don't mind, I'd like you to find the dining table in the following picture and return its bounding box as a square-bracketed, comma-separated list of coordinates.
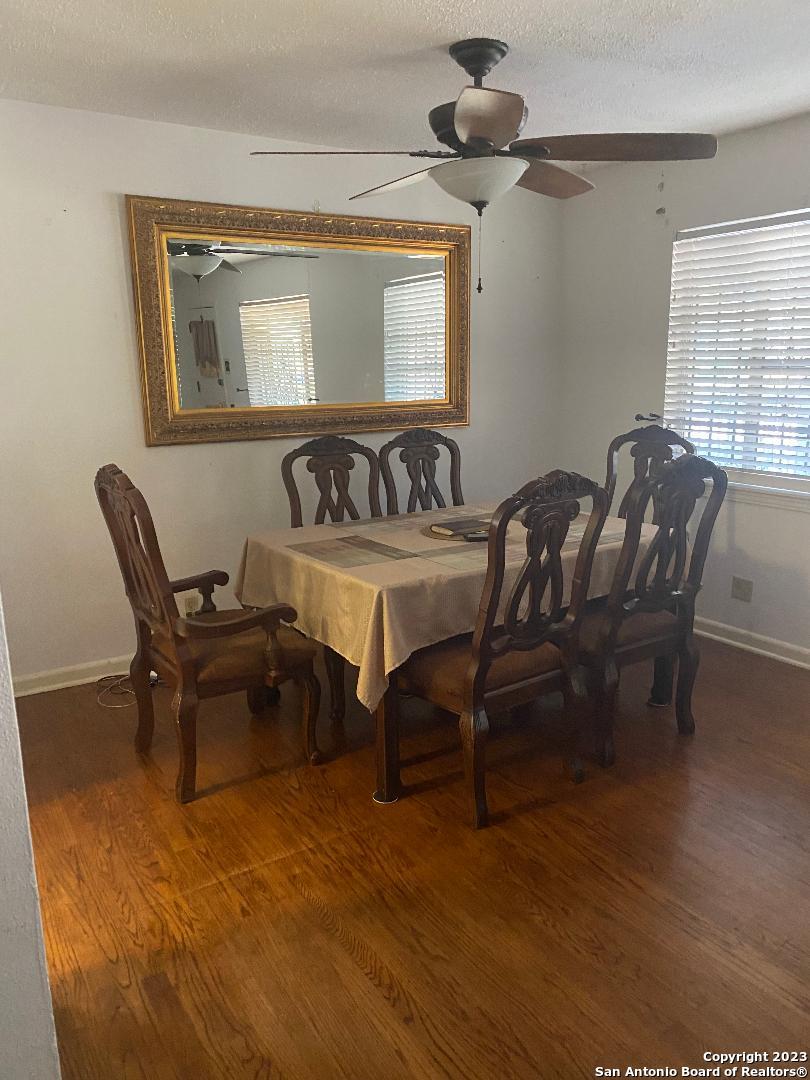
[235, 503, 655, 803]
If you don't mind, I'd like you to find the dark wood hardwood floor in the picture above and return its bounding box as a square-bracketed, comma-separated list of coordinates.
[17, 639, 810, 1079]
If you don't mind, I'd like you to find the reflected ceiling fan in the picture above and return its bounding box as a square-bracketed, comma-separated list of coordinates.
[168, 239, 318, 281]
[251, 37, 717, 289]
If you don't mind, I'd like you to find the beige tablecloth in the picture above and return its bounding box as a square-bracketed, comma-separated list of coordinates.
[235, 504, 651, 712]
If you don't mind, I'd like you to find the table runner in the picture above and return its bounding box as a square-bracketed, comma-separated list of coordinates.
[235, 504, 652, 711]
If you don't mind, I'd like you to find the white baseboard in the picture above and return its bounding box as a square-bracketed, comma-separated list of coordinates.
[13, 654, 132, 698]
[694, 617, 810, 671]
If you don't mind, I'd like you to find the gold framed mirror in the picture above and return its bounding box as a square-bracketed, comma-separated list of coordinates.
[126, 195, 470, 445]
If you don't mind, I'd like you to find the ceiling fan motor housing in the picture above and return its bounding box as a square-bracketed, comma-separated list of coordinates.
[428, 101, 465, 151]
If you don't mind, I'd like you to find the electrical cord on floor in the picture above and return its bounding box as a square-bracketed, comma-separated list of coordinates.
[96, 674, 136, 708]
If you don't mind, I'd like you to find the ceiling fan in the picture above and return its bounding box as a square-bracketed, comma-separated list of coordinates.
[251, 37, 717, 289]
[168, 239, 318, 281]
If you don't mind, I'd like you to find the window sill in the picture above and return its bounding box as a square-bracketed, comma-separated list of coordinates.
[724, 475, 810, 515]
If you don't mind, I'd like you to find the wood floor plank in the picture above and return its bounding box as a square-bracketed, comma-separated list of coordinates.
[17, 639, 810, 1078]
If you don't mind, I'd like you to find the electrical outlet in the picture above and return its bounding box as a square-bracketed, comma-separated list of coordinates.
[184, 595, 200, 616]
[731, 576, 754, 602]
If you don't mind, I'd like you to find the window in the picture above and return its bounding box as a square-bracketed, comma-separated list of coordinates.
[383, 272, 446, 401]
[239, 295, 317, 406]
[665, 211, 810, 480]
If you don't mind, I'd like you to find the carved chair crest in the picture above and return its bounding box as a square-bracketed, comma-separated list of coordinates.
[605, 423, 696, 521]
[281, 435, 383, 527]
[379, 427, 463, 514]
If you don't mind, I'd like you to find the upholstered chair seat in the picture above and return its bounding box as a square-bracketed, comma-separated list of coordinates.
[576, 609, 679, 658]
[150, 613, 317, 689]
[400, 633, 562, 715]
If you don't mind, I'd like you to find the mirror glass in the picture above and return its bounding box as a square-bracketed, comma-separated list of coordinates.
[166, 236, 447, 410]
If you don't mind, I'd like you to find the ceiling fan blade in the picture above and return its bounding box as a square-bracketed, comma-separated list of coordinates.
[515, 160, 594, 199]
[219, 260, 242, 273]
[510, 133, 717, 161]
[349, 166, 435, 200]
[454, 87, 526, 149]
[168, 243, 210, 256]
[250, 149, 454, 158]
[212, 246, 318, 258]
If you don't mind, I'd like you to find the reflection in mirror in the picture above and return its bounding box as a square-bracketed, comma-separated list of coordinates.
[167, 238, 447, 410]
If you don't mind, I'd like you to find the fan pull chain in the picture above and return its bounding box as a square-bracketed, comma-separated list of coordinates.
[476, 207, 483, 293]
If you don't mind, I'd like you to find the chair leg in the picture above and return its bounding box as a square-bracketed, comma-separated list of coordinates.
[298, 669, 323, 765]
[246, 686, 267, 715]
[459, 707, 490, 829]
[648, 654, 674, 707]
[323, 646, 346, 729]
[172, 690, 198, 803]
[595, 662, 619, 768]
[675, 635, 700, 735]
[562, 663, 590, 784]
[130, 655, 154, 753]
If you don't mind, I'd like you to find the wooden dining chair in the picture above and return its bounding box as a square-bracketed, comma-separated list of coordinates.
[576, 453, 727, 769]
[605, 422, 695, 520]
[95, 464, 321, 803]
[281, 435, 383, 527]
[393, 471, 609, 828]
[379, 427, 463, 514]
[280, 435, 382, 730]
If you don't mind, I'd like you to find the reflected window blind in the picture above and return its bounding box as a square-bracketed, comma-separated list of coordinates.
[383, 272, 446, 401]
[665, 212, 810, 478]
[239, 295, 317, 407]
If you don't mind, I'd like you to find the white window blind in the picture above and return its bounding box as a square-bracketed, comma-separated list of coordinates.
[239, 295, 317, 406]
[665, 212, 810, 479]
[383, 272, 446, 401]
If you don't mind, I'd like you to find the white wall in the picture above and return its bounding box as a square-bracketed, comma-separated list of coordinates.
[0, 99, 564, 686]
[0, 588, 61, 1078]
[558, 112, 810, 660]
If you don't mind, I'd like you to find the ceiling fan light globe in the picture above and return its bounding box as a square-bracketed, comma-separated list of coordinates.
[429, 156, 529, 208]
[171, 254, 223, 278]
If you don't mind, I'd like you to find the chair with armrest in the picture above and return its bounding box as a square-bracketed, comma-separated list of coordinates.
[95, 464, 321, 803]
[395, 470, 609, 828]
[378, 427, 463, 514]
[280, 435, 383, 732]
[577, 453, 727, 768]
[605, 422, 695, 520]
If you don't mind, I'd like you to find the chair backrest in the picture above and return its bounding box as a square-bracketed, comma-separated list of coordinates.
[379, 428, 463, 514]
[605, 423, 695, 520]
[95, 464, 178, 636]
[281, 435, 382, 527]
[466, 471, 609, 708]
[603, 454, 727, 637]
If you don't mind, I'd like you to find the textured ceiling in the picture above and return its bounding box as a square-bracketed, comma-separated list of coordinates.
[2, 0, 810, 149]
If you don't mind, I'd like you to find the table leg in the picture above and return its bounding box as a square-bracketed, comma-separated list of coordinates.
[372, 677, 400, 804]
[648, 654, 674, 707]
